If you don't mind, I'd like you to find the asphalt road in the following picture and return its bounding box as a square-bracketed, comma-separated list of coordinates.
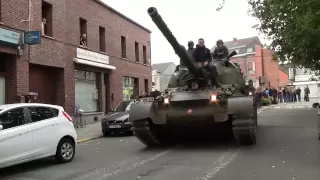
[1, 104, 320, 180]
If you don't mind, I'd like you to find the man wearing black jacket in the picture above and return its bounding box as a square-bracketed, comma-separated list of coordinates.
[192, 38, 221, 88]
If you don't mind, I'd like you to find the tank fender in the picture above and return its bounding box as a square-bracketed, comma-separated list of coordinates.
[129, 102, 166, 124]
[227, 96, 254, 115]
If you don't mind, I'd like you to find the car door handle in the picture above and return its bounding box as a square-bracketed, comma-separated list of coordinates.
[51, 122, 59, 126]
[19, 130, 28, 135]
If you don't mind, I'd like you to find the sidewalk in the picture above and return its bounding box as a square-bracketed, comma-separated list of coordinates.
[76, 122, 103, 143]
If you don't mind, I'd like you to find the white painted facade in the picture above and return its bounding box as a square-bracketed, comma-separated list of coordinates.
[293, 67, 320, 98]
[151, 63, 176, 92]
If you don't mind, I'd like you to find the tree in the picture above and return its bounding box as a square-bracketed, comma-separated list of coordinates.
[217, 0, 320, 70]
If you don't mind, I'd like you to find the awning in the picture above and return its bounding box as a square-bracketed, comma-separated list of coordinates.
[73, 58, 116, 70]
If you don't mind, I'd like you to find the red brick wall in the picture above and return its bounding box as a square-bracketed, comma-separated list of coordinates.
[278, 69, 289, 87]
[230, 44, 283, 88]
[262, 49, 280, 88]
[0, 0, 152, 114]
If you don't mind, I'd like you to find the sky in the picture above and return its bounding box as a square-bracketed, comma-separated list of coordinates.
[102, 0, 266, 65]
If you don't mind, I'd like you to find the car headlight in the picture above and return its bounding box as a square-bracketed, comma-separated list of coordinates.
[249, 92, 253, 95]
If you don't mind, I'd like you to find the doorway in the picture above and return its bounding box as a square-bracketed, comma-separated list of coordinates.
[104, 73, 110, 113]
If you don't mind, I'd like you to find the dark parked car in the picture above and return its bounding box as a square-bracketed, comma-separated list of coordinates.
[101, 100, 134, 136]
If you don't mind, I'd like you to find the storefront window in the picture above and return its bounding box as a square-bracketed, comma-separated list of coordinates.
[0, 77, 5, 105]
[75, 70, 98, 112]
[122, 76, 138, 100]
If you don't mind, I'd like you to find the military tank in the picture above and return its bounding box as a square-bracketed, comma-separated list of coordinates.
[129, 7, 257, 146]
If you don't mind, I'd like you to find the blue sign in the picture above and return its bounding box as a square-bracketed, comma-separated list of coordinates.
[0, 28, 20, 45]
[23, 31, 41, 45]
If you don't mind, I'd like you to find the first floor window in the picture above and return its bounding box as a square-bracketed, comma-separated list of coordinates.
[75, 70, 98, 112]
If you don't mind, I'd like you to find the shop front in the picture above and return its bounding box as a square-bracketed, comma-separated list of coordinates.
[73, 48, 116, 124]
[0, 28, 21, 105]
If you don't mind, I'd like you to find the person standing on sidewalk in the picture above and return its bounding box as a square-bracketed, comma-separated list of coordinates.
[296, 87, 301, 102]
[304, 86, 310, 101]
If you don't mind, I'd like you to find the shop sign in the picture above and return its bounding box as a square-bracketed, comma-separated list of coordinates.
[23, 31, 41, 45]
[77, 48, 109, 64]
[0, 28, 20, 46]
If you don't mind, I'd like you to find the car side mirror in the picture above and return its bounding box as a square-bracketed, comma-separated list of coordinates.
[0, 125, 3, 130]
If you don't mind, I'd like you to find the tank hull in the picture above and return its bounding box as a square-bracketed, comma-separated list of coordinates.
[129, 94, 257, 146]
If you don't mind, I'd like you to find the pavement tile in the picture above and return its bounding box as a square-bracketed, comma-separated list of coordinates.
[75, 122, 103, 143]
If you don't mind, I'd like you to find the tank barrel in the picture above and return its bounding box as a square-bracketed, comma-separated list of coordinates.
[147, 7, 199, 77]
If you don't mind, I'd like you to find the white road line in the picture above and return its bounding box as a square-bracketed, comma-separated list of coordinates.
[193, 149, 239, 180]
[71, 157, 140, 180]
[101, 149, 173, 179]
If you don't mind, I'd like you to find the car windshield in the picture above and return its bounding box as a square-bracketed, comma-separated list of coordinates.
[114, 101, 133, 112]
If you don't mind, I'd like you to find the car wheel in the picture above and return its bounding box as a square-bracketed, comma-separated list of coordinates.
[55, 138, 75, 163]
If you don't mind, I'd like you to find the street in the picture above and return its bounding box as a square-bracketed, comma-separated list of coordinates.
[1, 104, 320, 180]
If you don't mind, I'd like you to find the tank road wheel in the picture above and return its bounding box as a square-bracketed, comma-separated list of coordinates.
[131, 119, 167, 147]
[232, 116, 257, 146]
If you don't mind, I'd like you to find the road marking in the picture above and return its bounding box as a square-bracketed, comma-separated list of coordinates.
[101, 149, 173, 179]
[71, 146, 177, 180]
[193, 149, 239, 180]
[72, 158, 139, 180]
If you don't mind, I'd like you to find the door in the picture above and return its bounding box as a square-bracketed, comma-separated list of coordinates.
[0, 107, 33, 167]
[26, 106, 59, 156]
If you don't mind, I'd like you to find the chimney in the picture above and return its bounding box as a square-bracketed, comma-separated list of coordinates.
[233, 37, 237, 44]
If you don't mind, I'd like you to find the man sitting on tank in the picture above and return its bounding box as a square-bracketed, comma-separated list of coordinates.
[212, 39, 229, 60]
[192, 38, 221, 88]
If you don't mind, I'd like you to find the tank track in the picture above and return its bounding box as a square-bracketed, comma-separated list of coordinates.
[232, 104, 257, 145]
[131, 119, 162, 146]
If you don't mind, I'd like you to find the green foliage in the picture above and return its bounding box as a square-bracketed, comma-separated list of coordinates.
[261, 98, 271, 106]
[217, 0, 320, 70]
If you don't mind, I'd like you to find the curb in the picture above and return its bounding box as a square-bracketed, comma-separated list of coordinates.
[257, 105, 274, 114]
[77, 135, 103, 143]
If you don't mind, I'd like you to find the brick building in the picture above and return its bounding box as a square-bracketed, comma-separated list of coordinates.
[211, 37, 288, 88]
[0, 0, 152, 123]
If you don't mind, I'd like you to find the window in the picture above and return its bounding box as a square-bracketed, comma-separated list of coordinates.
[27, 107, 55, 122]
[235, 49, 240, 54]
[247, 61, 255, 73]
[99, 26, 106, 52]
[135, 42, 139, 62]
[0, 108, 25, 130]
[42, 1, 53, 37]
[122, 76, 138, 101]
[121, 36, 126, 58]
[80, 18, 87, 46]
[247, 48, 253, 53]
[143, 45, 147, 64]
[75, 70, 98, 112]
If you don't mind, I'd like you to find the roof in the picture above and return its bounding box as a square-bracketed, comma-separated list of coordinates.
[0, 103, 64, 111]
[94, 0, 151, 33]
[152, 62, 175, 74]
[211, 36, 262, 51]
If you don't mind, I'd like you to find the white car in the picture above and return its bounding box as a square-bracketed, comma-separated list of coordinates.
[0, 103, 77, 169]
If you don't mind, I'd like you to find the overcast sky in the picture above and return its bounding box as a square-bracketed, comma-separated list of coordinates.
[102, 0, 265, 65]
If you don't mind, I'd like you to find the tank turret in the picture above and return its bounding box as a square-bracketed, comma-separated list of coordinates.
[147, 7, 205, 79]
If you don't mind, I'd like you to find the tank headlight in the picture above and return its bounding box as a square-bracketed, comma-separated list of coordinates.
[249, 92, 253, 95]
[210, 95, 217, 102]
[164, 98, 169, 104]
